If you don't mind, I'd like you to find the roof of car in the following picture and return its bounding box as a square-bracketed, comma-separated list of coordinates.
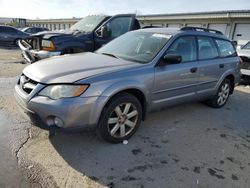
[137, 27, 229, 40]
[0, 25, 17, 29]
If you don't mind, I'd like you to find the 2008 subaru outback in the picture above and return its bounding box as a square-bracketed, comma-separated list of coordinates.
[15, 27, 241, 143]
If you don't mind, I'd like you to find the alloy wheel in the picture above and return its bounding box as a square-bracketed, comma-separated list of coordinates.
[108, 103, 138, 138]
[217, 82, 230, 106]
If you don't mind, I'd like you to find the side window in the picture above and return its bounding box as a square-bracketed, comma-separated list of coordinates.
[106, 17, 132, 38]
[198, 36, 219, 60]
[32, 28, 38, 33]
[166, 36, 197, 62]
[215, 39, 236, 57]
[26, 28, 32, 33]
[6, 27, 17, 34]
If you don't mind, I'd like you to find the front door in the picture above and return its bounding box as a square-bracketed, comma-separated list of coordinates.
[152, 36, 199, 109]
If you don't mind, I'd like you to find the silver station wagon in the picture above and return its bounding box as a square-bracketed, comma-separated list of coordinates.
[15, 27, 241, 142]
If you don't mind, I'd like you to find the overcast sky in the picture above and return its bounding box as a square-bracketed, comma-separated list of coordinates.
[1, 0, 250, 19]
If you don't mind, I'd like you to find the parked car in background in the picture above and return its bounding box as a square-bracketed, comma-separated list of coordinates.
[15, 27, 241, 143]
[18, 14, 141, 63]
[0, 25, 29, 46]
[21, 27, 49, 34]
[237, 41, 250, 79]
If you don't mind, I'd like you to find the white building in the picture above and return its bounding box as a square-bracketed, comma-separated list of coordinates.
[137, 10, 250, 45]
[28, 10, 250, 45]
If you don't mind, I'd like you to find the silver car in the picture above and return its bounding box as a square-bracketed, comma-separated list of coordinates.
[15, 27, 241, 142]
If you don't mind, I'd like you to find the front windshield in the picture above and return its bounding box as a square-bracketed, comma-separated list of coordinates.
[242, 41, 250, 49]
[97, 31, 171, 63]
[70, 15, 105, 33]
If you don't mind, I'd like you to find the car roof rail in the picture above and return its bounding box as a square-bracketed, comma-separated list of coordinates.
[180, 26, 223, 35]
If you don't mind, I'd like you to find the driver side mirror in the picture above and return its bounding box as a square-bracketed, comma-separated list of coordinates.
[159, 54, 182, 66]
[100, 25, 111, 38]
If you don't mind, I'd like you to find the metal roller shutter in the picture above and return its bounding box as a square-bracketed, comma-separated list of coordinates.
[233, 24, 250, 46]
[208, 24, 227, 34]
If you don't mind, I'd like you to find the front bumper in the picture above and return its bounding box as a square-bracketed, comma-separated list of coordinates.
[18, 40, 61, 63]
[14, 84, 108, 129]
[241, 69, 250, 77]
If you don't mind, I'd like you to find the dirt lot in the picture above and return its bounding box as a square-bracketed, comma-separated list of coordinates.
[1, 48, 250, 188]
[0, 48, 26, 77]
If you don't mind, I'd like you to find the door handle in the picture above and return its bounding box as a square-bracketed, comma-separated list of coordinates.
[219, 64, 224, 68]
[190, 67, 198, 73]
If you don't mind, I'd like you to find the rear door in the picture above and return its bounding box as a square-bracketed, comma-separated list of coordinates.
[4, 27, 18, 43]
[94, 14, 138, 49]
[152, 36, 199, 108]
[196, 36, 225, 97]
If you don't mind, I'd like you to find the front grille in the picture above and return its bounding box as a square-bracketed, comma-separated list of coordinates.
[18, 74, 38, 94]
[32, 37, 41, 50]
[23, 37, 40, 50]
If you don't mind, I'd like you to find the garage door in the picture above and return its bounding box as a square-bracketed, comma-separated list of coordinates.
[167, 24, 181, 28]
[208, 24, 227, 34]
[233, 23, 250, 45]
[186, 23, 202, 28]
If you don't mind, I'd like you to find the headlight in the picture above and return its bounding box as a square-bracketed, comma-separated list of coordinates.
[38, 85, 89, 100]
[41, 40, 56, 51]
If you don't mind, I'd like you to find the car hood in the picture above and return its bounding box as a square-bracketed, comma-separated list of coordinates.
[30, 30, 83, 39]
[237, 49, 250, 57]
[23, 52, 138, 84]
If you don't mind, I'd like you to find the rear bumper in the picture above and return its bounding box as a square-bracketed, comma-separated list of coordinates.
[18, 40, 61, 63]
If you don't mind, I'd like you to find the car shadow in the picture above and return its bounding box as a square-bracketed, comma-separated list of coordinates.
[47, 102, 200, 187]
[44, 88, 250, 187]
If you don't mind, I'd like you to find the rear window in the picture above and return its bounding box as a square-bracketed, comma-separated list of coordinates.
[215, 39, 236, 57]
[198, 36, 219, 60]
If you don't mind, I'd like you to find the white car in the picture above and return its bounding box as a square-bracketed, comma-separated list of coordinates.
[237, 41, 250, 79]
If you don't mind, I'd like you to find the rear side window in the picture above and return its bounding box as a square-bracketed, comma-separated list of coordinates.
[215, 39, 236, 57]
[198, 36, 219, 60]
[166, 36, 197, 62]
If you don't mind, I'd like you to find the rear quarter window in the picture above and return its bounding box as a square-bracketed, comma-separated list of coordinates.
[198, 36, 219, 60]
[215, 39, 236, 57]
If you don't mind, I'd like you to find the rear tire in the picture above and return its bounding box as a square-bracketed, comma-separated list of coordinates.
[207, 79, 231, 108]
[97, 93, 142, 143]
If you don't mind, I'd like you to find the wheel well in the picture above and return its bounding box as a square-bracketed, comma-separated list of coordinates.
[225, 74, 235, 94]
[108, 89, 147, 121]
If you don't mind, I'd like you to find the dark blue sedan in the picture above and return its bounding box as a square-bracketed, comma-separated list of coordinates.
[0, 25, 29, 46]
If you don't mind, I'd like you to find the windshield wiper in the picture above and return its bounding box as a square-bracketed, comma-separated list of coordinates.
[101, 53, 119, 59]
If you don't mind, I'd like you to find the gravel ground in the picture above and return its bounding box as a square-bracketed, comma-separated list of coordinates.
[1, 48, 250, 188]
[0, 48, 26, 77]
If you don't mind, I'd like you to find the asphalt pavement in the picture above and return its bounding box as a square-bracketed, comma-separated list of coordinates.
[1, 47, 250, 187]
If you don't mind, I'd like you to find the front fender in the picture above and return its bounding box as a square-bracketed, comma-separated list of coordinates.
[88, 80, 149, 125]
[101, 80, 148, 100]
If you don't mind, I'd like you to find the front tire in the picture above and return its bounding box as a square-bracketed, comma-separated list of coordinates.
[207, 79, 231, 108]
[97, 93, 142, 143]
